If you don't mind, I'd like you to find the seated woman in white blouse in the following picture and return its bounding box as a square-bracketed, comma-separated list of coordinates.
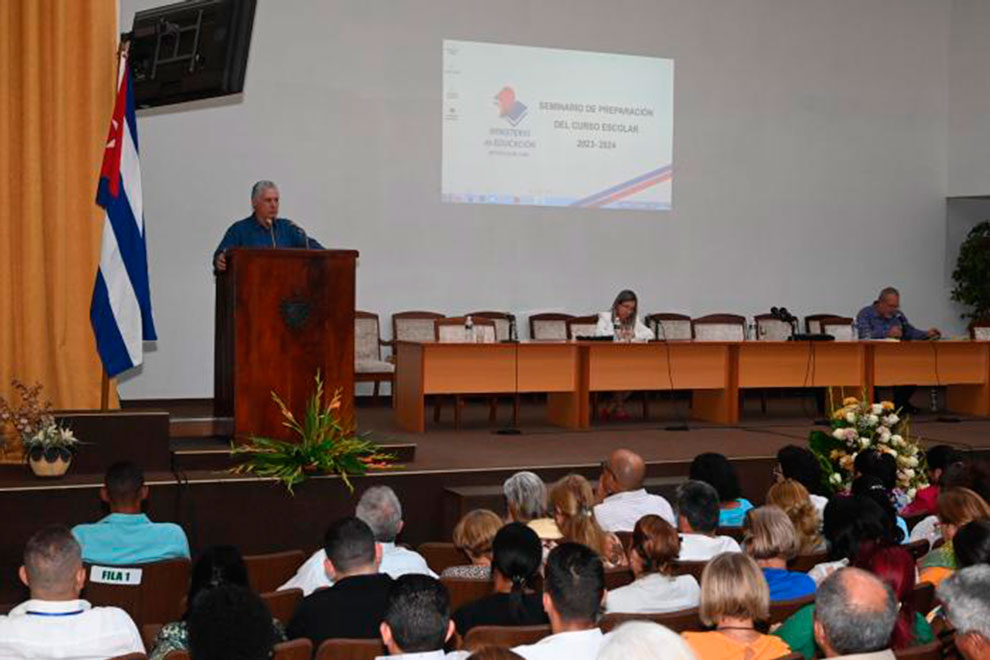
[606, 514, 701, 614]
[595, 289, 654, 342]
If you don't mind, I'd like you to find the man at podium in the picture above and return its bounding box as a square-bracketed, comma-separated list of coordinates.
[212, 180, 323, 272]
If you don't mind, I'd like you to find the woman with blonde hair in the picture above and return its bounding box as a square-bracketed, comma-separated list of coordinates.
[606, 514, 700, 613]
[743, 506, 816, 601]
[766, 480, 825, 554]
[442, 509, 503, 579]
[919, 487, 990, 586]
[682, 552, 792, 660]
[549, 474, 627, 567]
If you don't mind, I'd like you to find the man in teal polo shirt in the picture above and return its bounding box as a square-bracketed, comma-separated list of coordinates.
[72, 461, 189, 565]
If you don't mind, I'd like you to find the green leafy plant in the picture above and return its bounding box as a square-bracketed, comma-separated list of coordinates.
[951, 221, 990, 321]
[230, 373, 394, 493]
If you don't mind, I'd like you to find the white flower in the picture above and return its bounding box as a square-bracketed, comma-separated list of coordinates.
[829, 473, 843, 485]
[871, 403, 883, 415]
[832, 428, 846, 440]
[907, 488, 917, 500]
[877, 426, 891, 440]
[897, 455, 912, 467]
[884, 414, 899, 426]
[890, 434, 903, 447]
[846, 413, 857, 424]
[903, 468, 915, 480]
[907, 456, 919, 467]
[866, 414, 880, 426]
[860, 437, 871, 449]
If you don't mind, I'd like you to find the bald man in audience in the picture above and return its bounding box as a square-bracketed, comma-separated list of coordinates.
[814, 567, 898, 660]
[593, 448, 675, 532]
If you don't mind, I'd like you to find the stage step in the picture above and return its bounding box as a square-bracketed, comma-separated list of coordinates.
[169, 437, 417, 472]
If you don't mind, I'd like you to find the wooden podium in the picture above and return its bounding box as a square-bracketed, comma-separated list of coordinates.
[214, 248, 358, 441]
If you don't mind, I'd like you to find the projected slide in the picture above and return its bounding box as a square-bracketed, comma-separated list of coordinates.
[442, 40, 674, 211]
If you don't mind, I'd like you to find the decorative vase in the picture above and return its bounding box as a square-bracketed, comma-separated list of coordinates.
[27, 448, 72, 478]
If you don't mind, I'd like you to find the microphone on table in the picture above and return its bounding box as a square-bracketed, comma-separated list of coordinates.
[284, 219, 312, 248]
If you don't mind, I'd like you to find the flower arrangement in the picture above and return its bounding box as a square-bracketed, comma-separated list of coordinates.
[809, 393, 927, 499]
[230, 372, 395, 494]
[0, 380, 78, 463]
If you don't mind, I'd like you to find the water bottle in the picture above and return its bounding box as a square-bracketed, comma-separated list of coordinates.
[508, 315, 517, 342]
[747, 322, 756, 341]
[464, 315, 474, 343]
[613, 317, 622, 342]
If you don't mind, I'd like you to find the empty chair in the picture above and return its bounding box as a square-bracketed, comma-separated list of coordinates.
[435, 317, 497, 343]
[567, 315, 600, 339]
[805, 313, 842, 334]
[970, 320, 990, 340]
[463, 624, 551, 651]
[244, 550, 306, 594]
[467, 311, 514, 341]
[599, 608, 704, 633]
[692, 314, 746, 341]
[529, 312, 574, 340]
[821, 316, 855, 341]
[417, 542, 471, 575]
[754, 313, 794, 341]
[391, 311, 445, 344]
[260, 589, 303, 624]
[314, 638, 385, 660]
[83, 558, 191, 628]
[355, 311, 394, 403]
[646, 313, 693, 340]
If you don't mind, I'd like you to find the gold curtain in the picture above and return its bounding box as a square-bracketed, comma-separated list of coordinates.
[0, 0, 119, 414]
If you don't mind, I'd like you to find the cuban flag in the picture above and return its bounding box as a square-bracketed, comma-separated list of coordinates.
[90, 51, 156, 378]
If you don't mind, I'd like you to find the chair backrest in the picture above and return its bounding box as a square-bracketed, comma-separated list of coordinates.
[83, 558, 191, 628]
[392, 311, 445, 343]
[567, 315, 600, 339]
[805, 314, 841, 334]
[418, 542, 471, 575]
[436, 317, 497, 343]
[467, 311, 513, 341]
[646, 313, 693, 340]
[162, 652, 189, 660]
[244, 549, 306, 593]
[604, 568, 635, 591]
[894, 640, 943, 660]
[821, 316, 855, 341]
[904, 539, 930, 560]
[971, 320, 990, 340]
[692, 314, 746, 341]
[141, 623, 163, 652]
[355, 311, 383, 361]
[260, 588, 303, 624]
[614, 531, 634, 553]
[529, 312, 574, 340]
[463, 624, 552, 651]
[754, 314, 794, 341]
[773, 653, 805, 660]
[314, 638, 386, 660]
[109, 654, 148, 660]
[768, 594, 816, 624]
[671, 561, 708, 582]
[274, 638, 313, 660]
[912, 581, 936, 615]
[600, 607, 704, 633]
[788, 551, 829, 573]
[441, 576, 495, 612]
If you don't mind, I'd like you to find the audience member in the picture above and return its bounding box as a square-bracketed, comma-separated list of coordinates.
[676, 481, 742, 560]
[596, 620, 698, 660]
[151, 545, 286, 660]
[939, 565, 990, 660]
[902, 445, 964, 517]
[775, 445, 829, 516]
[606, 514, 700, 614]
[0, 525, 144, 660]
[854, 451, 906, 511]
[690, 453, 753, 527]
[593, 448, 675, 532]
[909, 461, 982, 545]
[549, 474, 627, 568]
[186, 585, 275, 660]
[743, 506, 815, 601]
[378, 574, 459, 660]
[766, 479, 824, 554]
[503, 471, 562, 543]
[512, 543, 607, 660]
[954, 519, 990, 569]
[280, 485, 435, 594]
[920, 487, 990, 586]
[775, 547, 931, 659]
[71, 461, 189, 564]
[442, 509, 502, 579]
[808, 496, 897, 585]
[812, 568, 898, 660]
[453, 523, 549, 635]
[286, 517, 391, 647]
[851, 475, 907, 543]
[682, 552, 790, 660]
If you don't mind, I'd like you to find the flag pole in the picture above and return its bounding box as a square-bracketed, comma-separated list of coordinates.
[100, 369, 110, 411]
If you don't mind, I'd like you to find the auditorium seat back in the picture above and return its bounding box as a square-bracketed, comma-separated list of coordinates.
[768, 594, 816, 624]
[260, 588, 303, 624]
[315, 638, 386, 660]
[529, 312, 574, 340]
[672, 560, 708, 582]
[441, 576, 495, 612]
[83, 558, 190, 628]
[418, 542, 471, 575]
[646, 313, 693, 340]
[603, 568, 635, 590]
[463, 624, 551, 651]
[274, 638, 313, 660]
[893, 640, 943, 660]
[244, 549, 306, 593]
[600, 607, 704, 633]
[392, 311, 445, 344]
[692, 314, 746, 341]
[821, 316, 855, 341]
[567, 315, 599, 339]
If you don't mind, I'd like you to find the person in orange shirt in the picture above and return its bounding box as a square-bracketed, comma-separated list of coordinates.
[919, 488, 990, 587]
[682, 552, 791, 660]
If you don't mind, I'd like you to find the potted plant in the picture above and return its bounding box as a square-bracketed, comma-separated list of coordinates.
[230, 372, 394, 493]
[951, 221, 990, 324]
[0, 380, 79, 477]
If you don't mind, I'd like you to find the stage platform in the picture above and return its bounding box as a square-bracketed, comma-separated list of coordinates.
[0, 395, 987, 605]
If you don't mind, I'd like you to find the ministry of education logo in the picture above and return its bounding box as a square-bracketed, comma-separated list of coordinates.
[494, 86, 528, 126]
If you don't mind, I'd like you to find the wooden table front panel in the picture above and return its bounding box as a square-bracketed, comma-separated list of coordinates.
[871, 342, 989, 386]
[738, 342, 864, 389]
[587, 342, 729, 392]
[422, 344, 517, 394]
[517, 343, 579, 393]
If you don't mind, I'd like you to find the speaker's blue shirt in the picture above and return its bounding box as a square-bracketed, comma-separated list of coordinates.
[856, 304, 927, 340]
[72, 513, 190, 565]
[213, 215, 324, 266]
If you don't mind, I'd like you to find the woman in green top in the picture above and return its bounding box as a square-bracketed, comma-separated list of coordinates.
[774, 546, 932, 660]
